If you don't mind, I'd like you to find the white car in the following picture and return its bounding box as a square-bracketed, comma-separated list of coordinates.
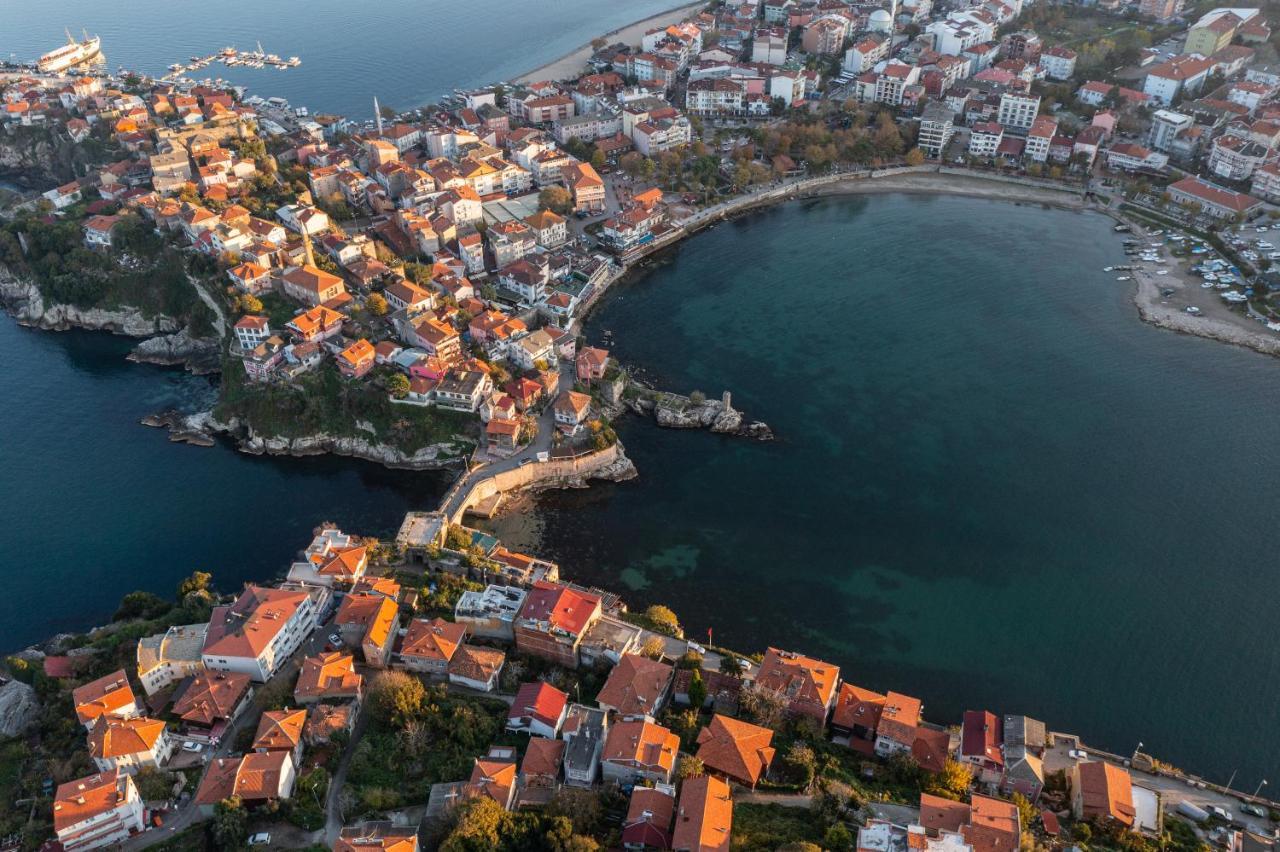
[181, 741, 203, 753]
[1156, 269, 1169, 275]
[249, 834, 272, 847]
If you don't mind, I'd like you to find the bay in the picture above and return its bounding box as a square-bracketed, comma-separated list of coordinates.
[0, 318, 451, 650]
[4, 0, 693, 119]
[484, 193, 1280, 785]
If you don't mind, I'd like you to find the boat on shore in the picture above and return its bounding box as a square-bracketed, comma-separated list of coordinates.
[38, 30, 102, 74]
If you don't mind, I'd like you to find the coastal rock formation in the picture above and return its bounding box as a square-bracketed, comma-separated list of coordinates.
[0, 266, 179, 337]
[179, 412, 468, 470]
[650, 391, 774, 440]
[128, 328, 221, 374]
[0, 679, 39, 738]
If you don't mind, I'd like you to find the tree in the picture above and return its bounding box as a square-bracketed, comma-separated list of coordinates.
[640, 635, 666, 660]
[784, 741, 818, 791]
[1011, 792, 1036, 834]
[366, 293, 388, 316]
[687, 669, 707, 710]
[211, 797, 248, 850]
[367, 670, 426, 727]
[113, 590, 170, 621]
[441, 797, 505, 852]
[740, 682, 787, 730]
[719, 653, 744, 677]
[676, 754, 705, 780]
[132, 766, 175, 801]
[590, 147, 606, 170]
[539, 186, 573, 215]
[825, 822, 856, 852]
[924, 757, 973, 800]
[237, 294, 263, 314]
[177, 571, 212, 599]
[644, 604, 682, 636]
[545, 787, 604, 836]
[677, 650, 703, 670]
[387, 373, 410, 399]
[905, 147, 925, 166]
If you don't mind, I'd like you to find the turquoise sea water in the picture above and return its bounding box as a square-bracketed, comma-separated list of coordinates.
[484, 194, 1280, 784]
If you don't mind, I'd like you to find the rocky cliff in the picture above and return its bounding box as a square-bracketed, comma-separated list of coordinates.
[128, 327, 222, 374]
[177, 411, 469, 470]
[635, 390, 774, 440]
[0, 263, 180, 336]
[0, 679, 39, 738]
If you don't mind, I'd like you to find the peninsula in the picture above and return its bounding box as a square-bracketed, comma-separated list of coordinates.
[5, 0, 1280, 847]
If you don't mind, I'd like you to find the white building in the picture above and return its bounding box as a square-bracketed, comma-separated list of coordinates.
[918, 103, 957, 157]
[53, 770, 146, 852]
[1038, 46, 1077, 80]
[1207, 134, 1271, 181]
[997, 92, 1040, 132]
[969, 122, 1004, 157]
[275, 203, 330, 236]
[89, 718, 175, 775]
[1148, 109, 1193, 152]
[202, 586, 319, 682]
[136, 623, 208, 696]
[1143, 55, 1213, 106]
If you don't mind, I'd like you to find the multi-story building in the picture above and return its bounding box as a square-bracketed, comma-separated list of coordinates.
[1143, 55, 1213, 106]
[917, 103, 957, 157]
[686, 78, 747, 116]
[136, 623, 208, 695]
[1167, 176, 1263, 219]
[1251, 162, 1280, 202]
[53, 770, 146, 852]
[202, 585, 319, 681]
[1184, 10, 1248, 57]
[997, 92, 1040, 132]
[455, 584, 528, 641]
[1147, 109, 1194, 152]
[754, 648, 840, 727]
[1024, 115, 1057, 162]
[1105, 142, 1170, 172]
[1038, 46, 1077, 80]
[1139, 0, 1180, 22]
[513, 581, 602, 667]
[969, 122, 1004, 157]
[801, 16, 849, 55]
[875, 63, 921, 106]
[1207, 134, 1271, 181]
[843, 37, 889, 74]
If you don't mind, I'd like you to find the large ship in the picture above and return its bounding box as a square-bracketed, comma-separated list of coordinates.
[38, 30, 102, 74]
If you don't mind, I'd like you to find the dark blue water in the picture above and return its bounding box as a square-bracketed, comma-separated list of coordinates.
[0, 320, 450, 650]
[5, 0, 691, 118]
[485, 194, 1280, 785]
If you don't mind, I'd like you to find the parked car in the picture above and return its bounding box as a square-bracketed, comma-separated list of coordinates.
[181, 741, 203, 753]
[248, 833, 272, 846]
[1208, 805, 1233, 821]
[328, 632, 342, 646]
[1240, 803, 1267, 818]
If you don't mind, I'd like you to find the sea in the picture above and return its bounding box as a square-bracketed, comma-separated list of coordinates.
[4, 0, 694, 119]
[3, 4, 1278, 785]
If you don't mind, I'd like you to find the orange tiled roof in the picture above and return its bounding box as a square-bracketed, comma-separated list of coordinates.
[252, 708, 307, 752]
[88, 717, 166, 759]
[671, 775, 733, 852]
[595, 654, 673, 717]
[603, 718, 679, 775]
[756, 647, 840, 711]
[173, 670, 252, 726]
[695, 714, 776, 786]
[72, 670, 136, 727]
[295, 652, 363, 700]
[400, 617, 466, 663]
[53, 770, 131, 832]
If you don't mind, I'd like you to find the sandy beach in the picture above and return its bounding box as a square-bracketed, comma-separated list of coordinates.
[806, 171, 1089, 210]
[516, 0, 705, 83]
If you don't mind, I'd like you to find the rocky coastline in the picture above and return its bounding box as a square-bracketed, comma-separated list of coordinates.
[141, 409, 471, 470]
[626, 388, 775, 440]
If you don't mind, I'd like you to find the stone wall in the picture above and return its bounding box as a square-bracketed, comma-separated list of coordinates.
[447, 444, 630, 524]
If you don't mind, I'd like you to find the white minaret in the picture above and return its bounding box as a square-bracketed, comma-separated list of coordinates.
[373, 96, 383, 136]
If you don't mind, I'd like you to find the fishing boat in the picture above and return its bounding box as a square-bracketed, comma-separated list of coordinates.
[38, 30, 102, 74]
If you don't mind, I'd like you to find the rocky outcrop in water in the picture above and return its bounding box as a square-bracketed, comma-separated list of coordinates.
[0, 265, 179, 337]
[128, 328, 221, 374]
[0, 679, 39, 738]
[645, 390, 774, 440]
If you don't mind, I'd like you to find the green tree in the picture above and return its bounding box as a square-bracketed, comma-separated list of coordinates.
[590, 147, 606, 170]
[367, 670, 426, 728]
[177, 571, 212, 599]
[113, 591, 170, 621]
[132, 766, 175, 801]
[441, 797, 505, 852]
[366, 293, 388, 316]
[387, 373, 411, 399]
[905, 147, 925, 166]
[539, 186, 573, 215]
[687, 669, 707, 710]
[825, 822, 856, 852]
[211, 796, 248, 850]
[784, 741, 818, 791]
[237, 294, 264, 314]
[644, 604, 682, 636]
[719, 653, 744, 677]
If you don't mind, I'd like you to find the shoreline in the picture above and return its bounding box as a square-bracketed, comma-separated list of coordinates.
[514, 0, 705, 83]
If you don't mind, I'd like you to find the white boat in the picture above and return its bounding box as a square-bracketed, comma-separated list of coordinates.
[1186, 306, 1202, 315]
[1223, 292, 1247, 302]
[1104, 266, 1113, 272]
[38, 31, 102, 74]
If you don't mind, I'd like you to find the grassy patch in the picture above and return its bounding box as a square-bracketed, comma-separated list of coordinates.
[215, 361, 474, 454]
[731, 802, 825, 851]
